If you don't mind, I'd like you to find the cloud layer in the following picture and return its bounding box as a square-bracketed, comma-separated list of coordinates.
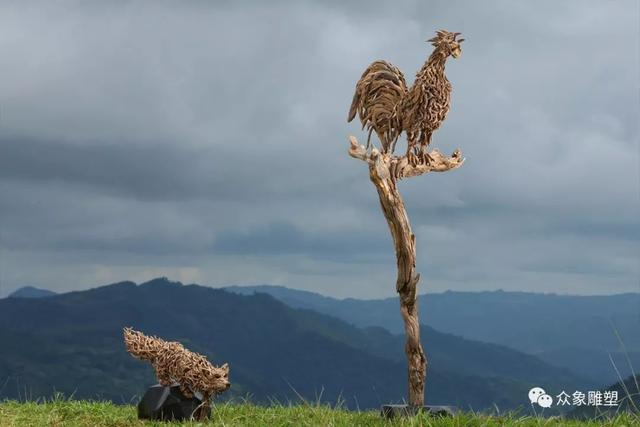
[0, 0, 638, 297]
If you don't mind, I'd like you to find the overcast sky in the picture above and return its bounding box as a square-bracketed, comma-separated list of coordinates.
[0, 0, 638, 298]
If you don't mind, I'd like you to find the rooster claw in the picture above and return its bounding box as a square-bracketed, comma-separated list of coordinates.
[407, 152, 418, 166]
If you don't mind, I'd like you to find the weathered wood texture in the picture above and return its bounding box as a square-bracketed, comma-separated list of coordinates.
[347, 29, 465, 408]
[124, 328, 230, 419]
[347, 30, 464, 161]
[348, 136, 463, 406]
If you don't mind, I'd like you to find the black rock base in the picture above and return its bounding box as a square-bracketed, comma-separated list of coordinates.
[380, 404, 458, 419]
[137, 383, 210, 421]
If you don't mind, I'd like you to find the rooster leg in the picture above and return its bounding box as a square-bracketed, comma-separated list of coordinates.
[366, 128, 374, 153]
[419, 144, 427, 163]
[406, 146, 418, 167]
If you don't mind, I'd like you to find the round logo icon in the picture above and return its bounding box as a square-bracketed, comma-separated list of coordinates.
[537, 394, 553, 408]
[528, 387, 546, 404]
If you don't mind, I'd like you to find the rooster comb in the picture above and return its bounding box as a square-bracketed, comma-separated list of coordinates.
[428, 30, 465, 45]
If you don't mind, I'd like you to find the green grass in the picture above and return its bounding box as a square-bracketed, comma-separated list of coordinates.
[0, 399, 638, 427]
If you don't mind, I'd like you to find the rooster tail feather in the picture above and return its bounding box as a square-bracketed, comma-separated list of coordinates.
[347, 91, 359, 122]
[346, 60, 407, 153]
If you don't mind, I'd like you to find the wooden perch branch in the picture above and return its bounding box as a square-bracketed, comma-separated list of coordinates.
[348, 136, 464, 181]
[347, 134, 464, 408]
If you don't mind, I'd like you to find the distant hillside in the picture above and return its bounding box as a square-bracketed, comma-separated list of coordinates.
[536, 347, 640, 393]
[0, 278, 590, 412]
[8, 286, 57, 298]
[225, 285, 640, 386]
[569, 375, 639, 419]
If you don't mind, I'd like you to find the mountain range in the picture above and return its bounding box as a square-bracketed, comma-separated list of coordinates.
[7, 286, 57, 299]
[0, 278, 596, 413]
[225, 285, 640, 386]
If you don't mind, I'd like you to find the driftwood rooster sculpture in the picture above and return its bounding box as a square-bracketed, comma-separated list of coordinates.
[346, 30, 466, 410]
[348, 30, 464, 165]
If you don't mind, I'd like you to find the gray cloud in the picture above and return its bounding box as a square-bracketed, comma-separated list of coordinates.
[212, 221, 390, 262]
[0, 0, 638, 298]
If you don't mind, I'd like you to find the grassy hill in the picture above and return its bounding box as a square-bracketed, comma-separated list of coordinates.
[226, 286, 640, 386]
[0, 278, 590, 412]
[0, 399, 638, 427]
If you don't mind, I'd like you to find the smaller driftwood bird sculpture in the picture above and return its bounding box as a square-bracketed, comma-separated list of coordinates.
[123, 327, 230, 409]
[348, 30, 464, 165]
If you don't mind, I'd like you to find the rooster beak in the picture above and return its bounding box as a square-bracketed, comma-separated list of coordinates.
[452, 49, 461, 59]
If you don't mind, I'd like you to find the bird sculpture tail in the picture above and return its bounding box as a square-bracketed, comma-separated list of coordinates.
[123, 327, 164, 361]
[348, 60, 407, 153]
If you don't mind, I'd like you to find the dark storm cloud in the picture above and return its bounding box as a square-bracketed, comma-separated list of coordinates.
[0, 0, 637, 297]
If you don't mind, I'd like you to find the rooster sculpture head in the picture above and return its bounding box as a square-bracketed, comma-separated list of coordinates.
[427, 30, 465, 59]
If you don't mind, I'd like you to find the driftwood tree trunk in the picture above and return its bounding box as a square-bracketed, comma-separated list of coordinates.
[372, 168, 425, 406]
[348, 136, 464, 407]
